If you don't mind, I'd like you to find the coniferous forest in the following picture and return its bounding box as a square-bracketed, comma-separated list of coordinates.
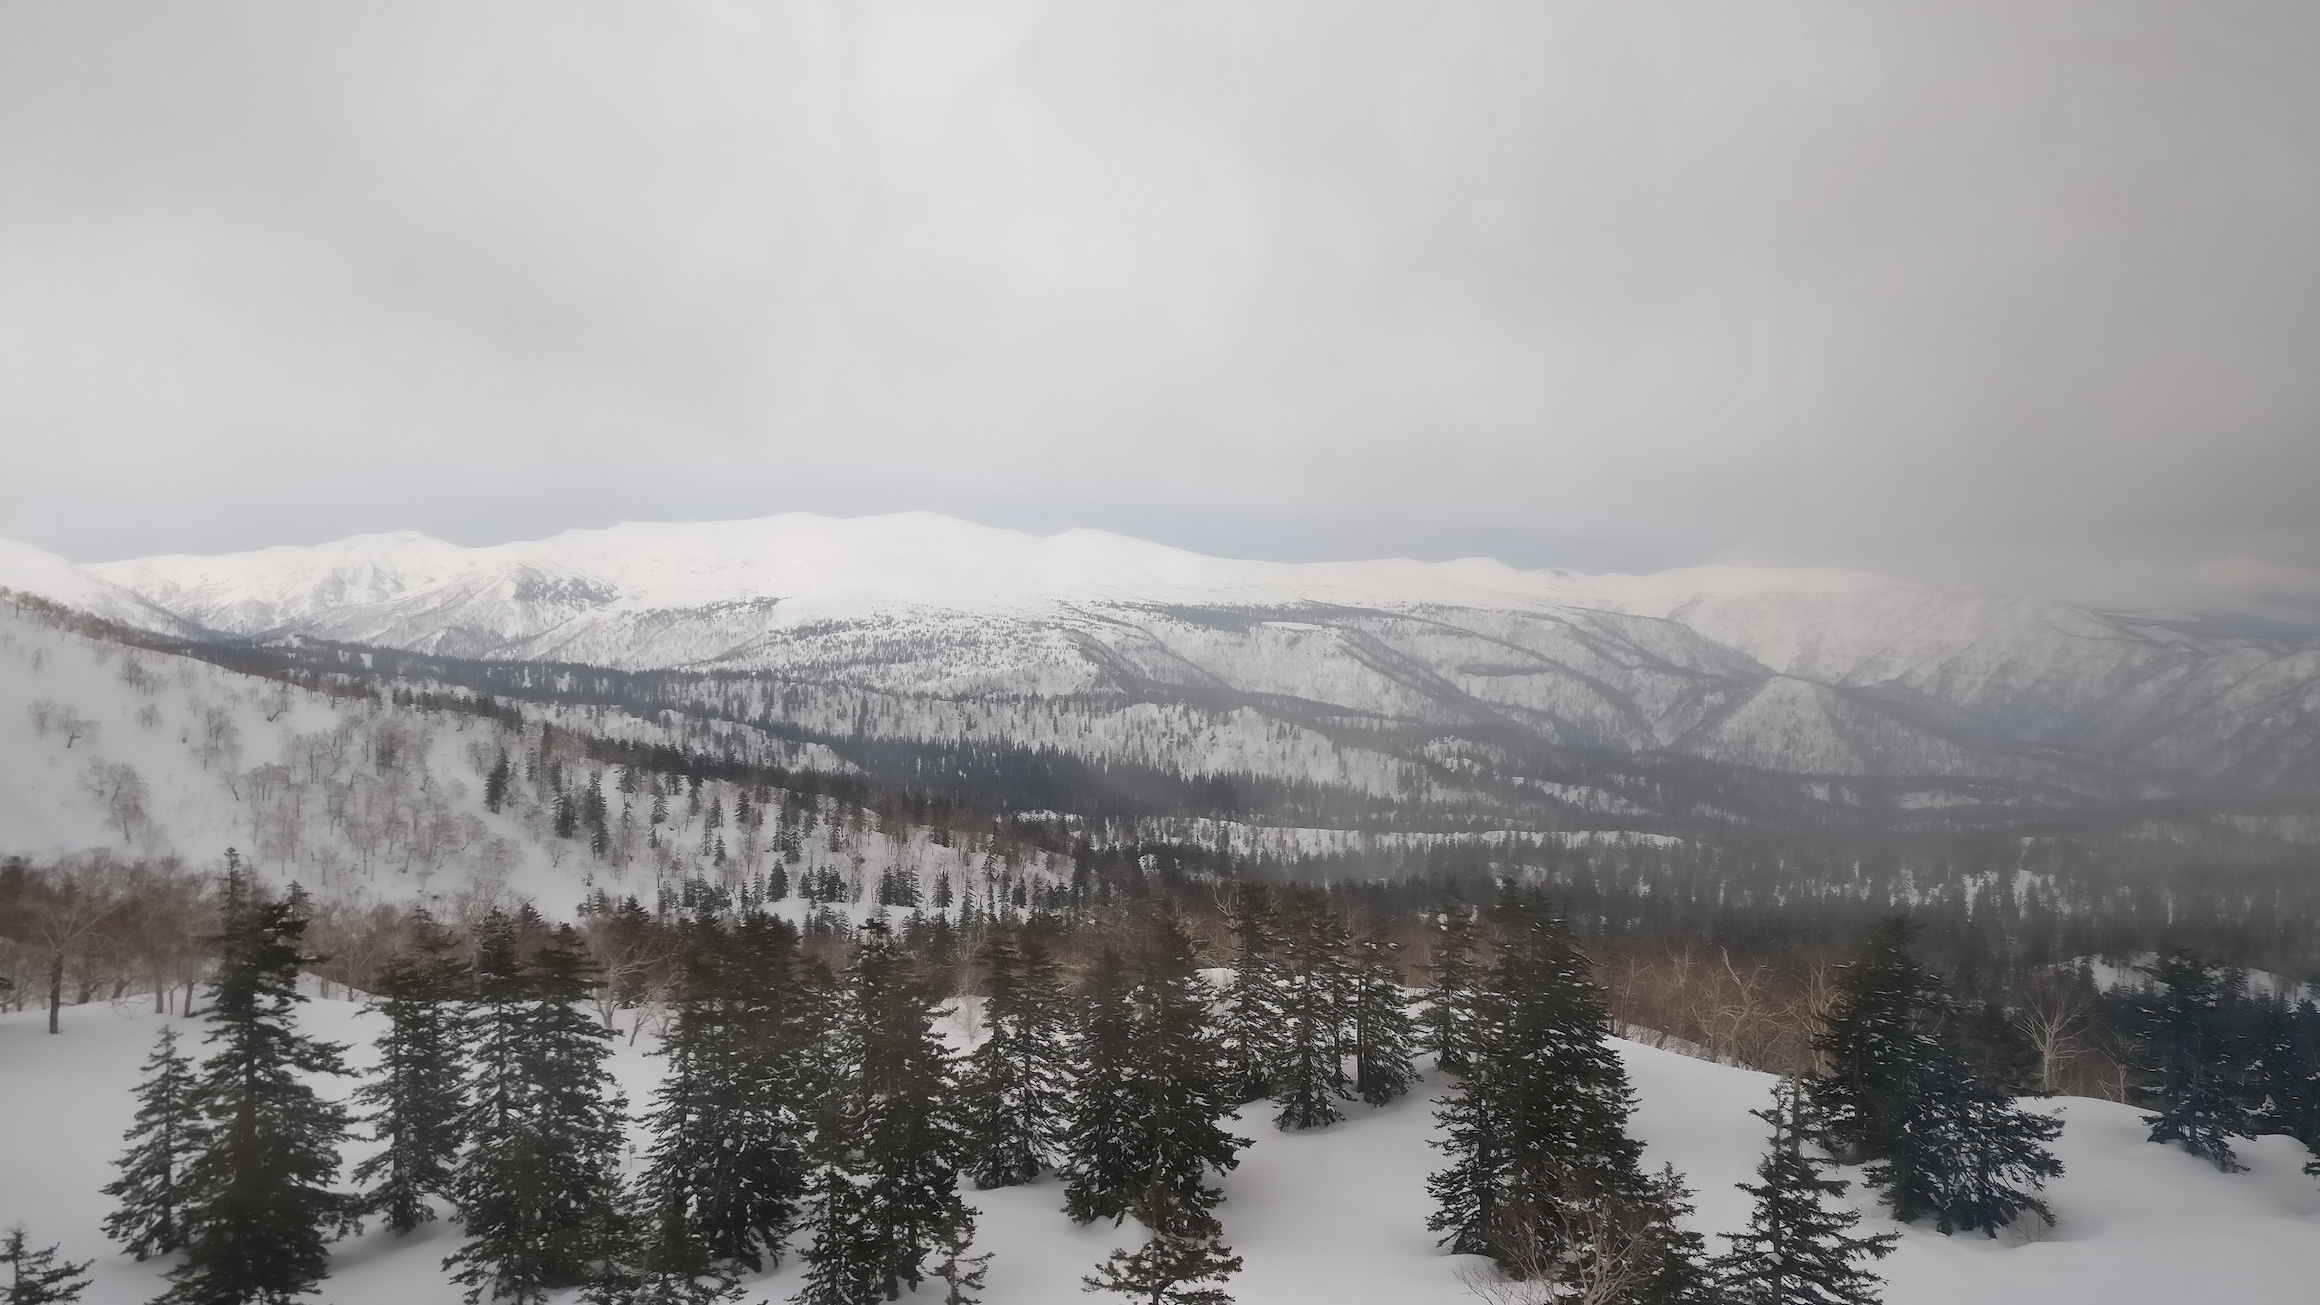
[8, 832, 2320, 1304]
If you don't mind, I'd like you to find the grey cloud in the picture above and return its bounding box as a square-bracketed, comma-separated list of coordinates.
[2, 0, 2316, 605]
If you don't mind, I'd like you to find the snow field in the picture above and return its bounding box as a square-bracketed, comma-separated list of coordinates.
[5, 1000, 2317, 1305]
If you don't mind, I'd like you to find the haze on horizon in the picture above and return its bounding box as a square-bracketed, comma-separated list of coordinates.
[4, 1, 2318, 616]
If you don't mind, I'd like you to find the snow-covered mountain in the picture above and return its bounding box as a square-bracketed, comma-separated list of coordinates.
[10, 514, 2319, 827]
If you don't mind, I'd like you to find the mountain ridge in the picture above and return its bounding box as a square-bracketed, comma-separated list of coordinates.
[6, 513, 2317, 829]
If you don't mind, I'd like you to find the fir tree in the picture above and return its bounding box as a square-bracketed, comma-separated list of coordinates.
[794, 920, 974, 1305]
[585, 1190, 742, 1305]
[1063, 947, 1148, 1225]
[446, 914, 628, 1304]
[351, 912, 468, 1235]
[1349, 923, 1419, 1108]
[483, 750, 511, 814]
[927, 1208, 992, 1305]
[1064, 916, 1247, 1226]
[1868, 1055, 2062, 1237]
[1712, 1079, 1896, 1305]
[2251, 998, 2320, 1180]
[1420, 902, 1482, 1077]
[2129, 950, 2254, 1171]
[1270, 889, 1352, 1131]
[1216, 884, 1287, 1104]
[165, 875, 350, 1305]
[1080, 1182, 1242, 1305]
[1810, 920, 2062, 1237]
[637, 911, 813, 1276]
[960, 928, 1074, 1189]
[1425, 889, 1695, 1298]
[103, 1024, 204, 1259]
[1, 1229, 90, 1305]
[1808, 920, 1948, 1169]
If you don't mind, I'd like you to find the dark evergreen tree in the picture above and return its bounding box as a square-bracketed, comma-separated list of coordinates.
[959, 928, 1074, 1188]
[1420, 902, 1482, 1077]
[1426, 890, 1702, 1300]
[1809, 920, 1948, 1169]
[1216, 884, 1287, 1104]
[2129, 950, 2254, 1171]
[1867, 1054, 2062, 1237]
[1270, 889, 1352, 1131]
[103, 1024, 204, 1259]
[484, 750, 511, 814]
[1064, 915, 1247, 1225]
[1079, 1182, 1242, 1305]
[1349, 923, 1419, 1108]
[165, 875, 351, 1305]
[636, 911, 813, 1277]
[927, 1208, 991, 1305]
[2251, 998, 2320, 1180]
[1810, 920, 2062, 1237]
[794, 920, 975, 1305]
[351, 912, 468, 1235]
[1712, 1078, 1896, 1305]
[446, 915, 628, 1304]
[0, 1229, 90, 1305]
[1063, 947, 1146, 1224]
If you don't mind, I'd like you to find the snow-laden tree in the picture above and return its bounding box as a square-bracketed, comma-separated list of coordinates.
[1712, 1078, 1896, 1305]
[959, 927, 1074, 1189]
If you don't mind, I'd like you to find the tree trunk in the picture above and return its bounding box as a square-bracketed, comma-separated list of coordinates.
[48, 950, 63, 1034]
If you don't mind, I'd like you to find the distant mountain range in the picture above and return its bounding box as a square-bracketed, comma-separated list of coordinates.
[7, 514, 2317, 835]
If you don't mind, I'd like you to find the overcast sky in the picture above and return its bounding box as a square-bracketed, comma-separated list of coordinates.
[3, 1, 2317, 609]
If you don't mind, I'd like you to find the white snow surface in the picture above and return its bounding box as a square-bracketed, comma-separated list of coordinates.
[76, 514, 1904, 628]
[0, 604, 1062, 919]
[4, 999, 2317, 1305]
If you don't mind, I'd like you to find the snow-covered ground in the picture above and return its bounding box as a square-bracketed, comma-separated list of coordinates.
[0, 605, 1066, 920]
[5, 999, 2316, 1304]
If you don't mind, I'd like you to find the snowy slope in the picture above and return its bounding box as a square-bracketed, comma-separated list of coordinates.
[4, 1001, 2316, 1305]
[7, 514, 2318, 807]
[0, 603, 1063, 918]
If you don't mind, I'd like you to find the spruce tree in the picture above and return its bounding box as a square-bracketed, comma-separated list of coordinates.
[1808, 920, 1947, 1168]
[1063, 915, 1247, 1226]
[1420, 902, 1482, 1076]
[927, 1207, 992, 1305]
[2252, 997, 2320, 1180]
[1349, 923, 1419, 1108]
[1063, 947, 1147, 1224]
[351, 912, 468, 1234]
[484, 751, 511, 814]
[1270, 889, 1352, 1131]
[1080, 1183, 1242, 1305]
[446, 914, 628, 1304]
[637, 911, 813, 1277]
[959, 928, 1074, 1188]
[794, 920, 975, 1305]
[1425, 889, 1700, 1298]
[0, 1229, 90, 1305]
[103, 1024, 204, 1259]
[2129, 950, 2254, 1171]
[1868, 1055, 2062, 1237]
[165, 875, 350, 1305]
[1712, 1079, 1896, 1305]
[1810, 920, 2062, 1237]
[1216, 884, 1287, 1104]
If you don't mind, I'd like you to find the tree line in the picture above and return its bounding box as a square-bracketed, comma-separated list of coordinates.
[44, 867, 2311, 1304]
